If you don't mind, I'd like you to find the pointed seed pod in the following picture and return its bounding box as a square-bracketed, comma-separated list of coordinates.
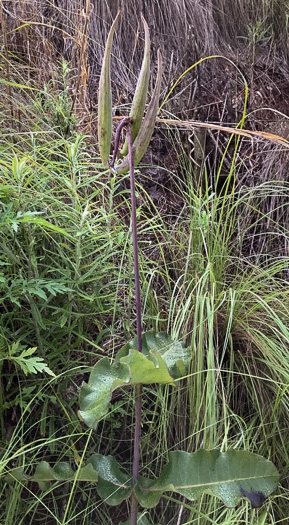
[116, 49, 162, 175]
[120, 13, 150, 157]
[98, 10, 121, 167]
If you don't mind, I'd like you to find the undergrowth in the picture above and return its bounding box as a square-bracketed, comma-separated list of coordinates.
[0, 4, 289, 524]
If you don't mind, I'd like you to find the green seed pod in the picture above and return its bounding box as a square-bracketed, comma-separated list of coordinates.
[98, 10, 121, 167]
[120, 13, 150, 157]
[116, 49, 162, 175]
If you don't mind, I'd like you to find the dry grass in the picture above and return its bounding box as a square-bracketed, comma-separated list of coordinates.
[3, 1, 289, 101]
[1, 0, 289, 253]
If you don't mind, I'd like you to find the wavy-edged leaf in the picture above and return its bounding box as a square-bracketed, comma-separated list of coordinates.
[6, 457, 130, 504]
[120, 348, 175, 385]
[5, 461, 98, 490]
[78, 350, 174, 428]
[78, 357, 129, 428]
[32, 461, 75, 490]
[77, 462, 99, 482]
[135, 450, 279, 508]
[88, 454, 132, 505]
[116, 331, 191, 380]
[79, 332, 189, 428]
[4, 467, 27, 484]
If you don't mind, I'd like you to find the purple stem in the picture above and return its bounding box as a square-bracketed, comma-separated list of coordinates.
[126, 122, 142, 525]
[127, 124, 142, 354]
[109, 117, 132, 169]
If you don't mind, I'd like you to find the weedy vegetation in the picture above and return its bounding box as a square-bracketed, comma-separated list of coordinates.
[0, 1, 289, 525]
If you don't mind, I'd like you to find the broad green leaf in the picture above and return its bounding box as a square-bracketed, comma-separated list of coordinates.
[79, 332, 187, 428]
[120, 349, 175, 385]
[79, 357, 130, 428]
[135, 450, 279, 509]
[116, 331, 191, 380]
[88, 454, 132, 505]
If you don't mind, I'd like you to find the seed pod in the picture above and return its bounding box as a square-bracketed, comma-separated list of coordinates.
[120, 14, 150, 157]
[116, 49, 162, 175]
[98, 10, 121, 167]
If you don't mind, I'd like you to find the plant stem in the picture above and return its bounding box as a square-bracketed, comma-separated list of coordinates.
[132, 383, 142, 479]
[131, 383, 142, 524]
[127, 123, 142, 525]
[0, 361, 5, 440]
[128, 132, 142, 354]
[109, 117, 130, 168]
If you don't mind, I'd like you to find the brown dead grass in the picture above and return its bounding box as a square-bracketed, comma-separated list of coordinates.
[1, 0, 289, 253]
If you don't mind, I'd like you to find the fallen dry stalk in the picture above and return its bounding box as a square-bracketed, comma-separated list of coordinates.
[113, 116, 289, 149]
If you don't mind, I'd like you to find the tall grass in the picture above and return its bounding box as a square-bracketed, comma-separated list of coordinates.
[134, 164, 289, 523]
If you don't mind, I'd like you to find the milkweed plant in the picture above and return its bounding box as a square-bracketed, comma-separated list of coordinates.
[5, 11, 279, 525]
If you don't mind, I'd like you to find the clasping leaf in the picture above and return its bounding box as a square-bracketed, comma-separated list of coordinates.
[79, 332, 191, 428]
